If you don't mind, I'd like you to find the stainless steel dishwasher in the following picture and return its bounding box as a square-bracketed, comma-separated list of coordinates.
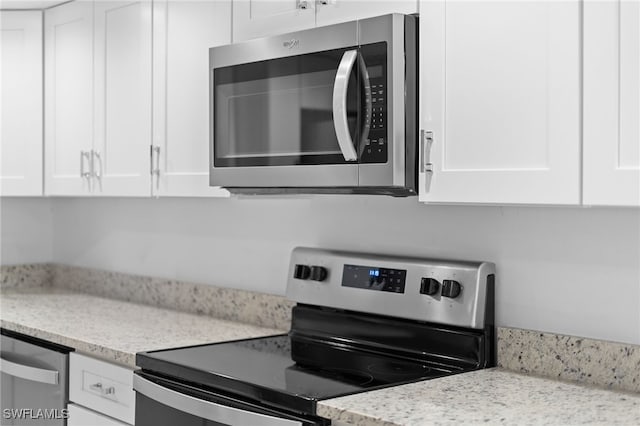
[1, 329, 72, 426]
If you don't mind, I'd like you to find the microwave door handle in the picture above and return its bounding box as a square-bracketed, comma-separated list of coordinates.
[332, 49, 358, 162]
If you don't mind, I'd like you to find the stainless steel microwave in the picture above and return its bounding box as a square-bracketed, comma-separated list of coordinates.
[209, 14, 417, 196]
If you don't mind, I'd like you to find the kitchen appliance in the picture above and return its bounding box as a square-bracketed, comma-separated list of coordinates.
[209, 14, 418, 196]
[1, 329, 72, 426]
[134, 247, 495, 425]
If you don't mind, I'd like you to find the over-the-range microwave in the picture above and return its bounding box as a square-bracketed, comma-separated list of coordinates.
[209, 14, 418, 196]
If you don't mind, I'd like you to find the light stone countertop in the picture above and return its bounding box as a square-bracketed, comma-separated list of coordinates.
[0, 288, 285, 367]
[317, 368, 640, 426]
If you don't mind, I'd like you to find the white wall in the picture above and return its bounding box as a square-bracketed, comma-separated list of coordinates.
[0, 198, 53, 264]
[50, 196, 640, 345]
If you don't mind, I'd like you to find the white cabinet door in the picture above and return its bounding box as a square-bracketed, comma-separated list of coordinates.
[44, 1, 94, 196]
[152, 0, 229, 197]
[584, 1, 640, 206]
[93, 0, 152, 196]
[232, 0, 315, 42]
[315, 0, 417, 27]
[419, 1, 581, 205]
[0, 11, 43, 196]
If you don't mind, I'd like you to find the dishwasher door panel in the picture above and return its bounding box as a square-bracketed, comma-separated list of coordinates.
[1, 333, 69, 426]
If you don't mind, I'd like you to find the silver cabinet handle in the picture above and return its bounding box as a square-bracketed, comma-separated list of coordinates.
[297, 0, 310, 9]
[151, 146, 161, 191]
[421, 130, 434, 192]
[133, 375, 301, 426]
[1, 357, 59, 385]
[332, 49, 359, 162]
[80, 151, 91, 179]
[90, 382, 116, 397]
[91, 150, 103, 180]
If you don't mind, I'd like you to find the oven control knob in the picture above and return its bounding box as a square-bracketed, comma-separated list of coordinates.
[309, 266, 328, 282]
[293, 264, 311, 280]
[441, 280, 462, 298]
[420, 278, 440, 296]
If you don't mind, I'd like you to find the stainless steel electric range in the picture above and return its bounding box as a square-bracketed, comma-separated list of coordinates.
[134, 247, 495, 425]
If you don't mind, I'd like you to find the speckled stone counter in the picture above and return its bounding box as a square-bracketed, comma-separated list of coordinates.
[0, 288, 285, 367]
[317, 369, 640, 426]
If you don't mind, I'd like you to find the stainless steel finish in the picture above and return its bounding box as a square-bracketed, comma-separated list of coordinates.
[210, 20, 357, 68]
[134, 375, 302, 426]
[151, 146, 161, 190]
[0, 357, 59, 385]
[210, 14, 418, 195]
[421, 130, 434, 192]
[286, 247, 495, 329]
[357, 14, 407, 187]
[80, 150, 91, 179]
[1, 334, 69, 426]
[332, 49, 359, 162]
[90, 382, 116, 397]
[212, 164, 358, 187]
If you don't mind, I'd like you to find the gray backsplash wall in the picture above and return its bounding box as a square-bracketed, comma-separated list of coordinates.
[1, 196, 639, 345]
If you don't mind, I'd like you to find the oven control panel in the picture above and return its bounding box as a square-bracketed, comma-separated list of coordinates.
[287, 247, 495, 329]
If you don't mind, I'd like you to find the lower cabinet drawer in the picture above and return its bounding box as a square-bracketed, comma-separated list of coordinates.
[68, 403, 129, 426]
[69, 353, 135, 425]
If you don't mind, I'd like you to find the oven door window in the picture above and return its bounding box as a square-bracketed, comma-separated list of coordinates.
[213, 47, 361, 167]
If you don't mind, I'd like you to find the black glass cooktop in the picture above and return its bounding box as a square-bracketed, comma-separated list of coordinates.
[136, 334, 452, 414]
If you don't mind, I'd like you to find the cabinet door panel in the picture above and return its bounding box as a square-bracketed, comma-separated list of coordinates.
[0, 11, 43, 196]
[419, 1, 580, 205]
[153, 0, 229, 197]
[315, 0, 417, 28]
[44, 2, 93, 195]
[584, 1, 640, 206]
[93, 0, 152, 196]
[232, 0, 315, 42]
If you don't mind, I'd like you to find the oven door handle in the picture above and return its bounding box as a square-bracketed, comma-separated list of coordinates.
[0, 357, 59, 385]
[332, 49, 359, 162]
[133, 375, 302, 426]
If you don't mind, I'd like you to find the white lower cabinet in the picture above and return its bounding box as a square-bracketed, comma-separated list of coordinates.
[0, 10, 43, 196]
[69, 353, 135, 426]
[68, 404, 129, 426]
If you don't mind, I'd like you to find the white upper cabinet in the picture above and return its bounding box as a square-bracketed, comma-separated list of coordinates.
[315, 0, 416, 27]
[419, 1, 581, 205]
[583, 1, 640, 206]
[93, 0, 152, 196]
[0, 11, 43, 196]
[45, 0, 152, 196]
[152, 0, 230, 197]
[44, 1, 94, 195]
[232, 0, 417, 42]
[232, 0, 316, 42]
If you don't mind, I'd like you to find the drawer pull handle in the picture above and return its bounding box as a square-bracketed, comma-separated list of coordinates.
[90, 382, 116, 397]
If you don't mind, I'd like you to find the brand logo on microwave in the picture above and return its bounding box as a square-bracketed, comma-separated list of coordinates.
[283, 39, 299, 49]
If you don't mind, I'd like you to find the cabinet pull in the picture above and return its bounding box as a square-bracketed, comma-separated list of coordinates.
[90, 382, 116, 398]
[151, 146, 161, 191]
[80, 151, 91, 179]
[421, 130, 434, 192]
[297, 0, 310, 9]
[91, 150, 103, 192]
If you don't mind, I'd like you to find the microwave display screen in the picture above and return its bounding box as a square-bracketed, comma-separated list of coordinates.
[367, 65, 383, 79]
[342, 264, 406, 294]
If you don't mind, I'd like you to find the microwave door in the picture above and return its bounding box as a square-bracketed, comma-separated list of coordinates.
[210, 24, 362, 188]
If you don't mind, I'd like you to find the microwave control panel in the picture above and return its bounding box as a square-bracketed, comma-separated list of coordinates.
[362, 76, 387, 164]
